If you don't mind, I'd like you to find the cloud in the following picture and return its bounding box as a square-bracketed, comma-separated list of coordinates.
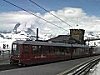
[0, 7, 100, 37]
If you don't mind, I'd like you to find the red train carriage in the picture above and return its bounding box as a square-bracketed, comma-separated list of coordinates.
[10, 40, 90, 66]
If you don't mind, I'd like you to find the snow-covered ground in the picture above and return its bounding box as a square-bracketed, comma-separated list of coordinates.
[88, 61, 100, 75]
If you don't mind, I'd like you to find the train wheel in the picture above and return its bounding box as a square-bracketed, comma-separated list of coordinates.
[10, 61, 14, 65]
[18, 63, 23, 66]
[18, 63, 26, 67]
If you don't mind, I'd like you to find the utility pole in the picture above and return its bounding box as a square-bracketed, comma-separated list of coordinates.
[36, 28, 39, 41]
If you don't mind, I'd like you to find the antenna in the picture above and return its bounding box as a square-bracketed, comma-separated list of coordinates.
[75, 17, 79, 29]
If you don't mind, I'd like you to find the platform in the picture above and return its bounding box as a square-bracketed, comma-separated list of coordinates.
[0, 56, 99, 75]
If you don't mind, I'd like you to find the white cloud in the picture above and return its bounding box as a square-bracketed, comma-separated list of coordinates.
[0, 7, 100, 37]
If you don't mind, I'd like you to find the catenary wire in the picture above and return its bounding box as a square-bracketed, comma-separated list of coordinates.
[2, 0, 68, 31]
[29, 0, 72, 27]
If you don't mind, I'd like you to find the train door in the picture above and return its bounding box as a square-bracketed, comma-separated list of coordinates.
[22, 44, 31, 64]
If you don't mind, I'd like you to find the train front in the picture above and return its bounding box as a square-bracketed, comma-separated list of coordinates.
[10, 41, 22, 65]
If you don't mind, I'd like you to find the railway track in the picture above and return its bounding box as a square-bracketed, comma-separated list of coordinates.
[59, 57, 100, 75]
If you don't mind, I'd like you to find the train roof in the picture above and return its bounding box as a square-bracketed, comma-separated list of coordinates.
[13, 40, 89, 48]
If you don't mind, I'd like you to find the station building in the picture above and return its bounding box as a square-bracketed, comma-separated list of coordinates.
[48, 29, 85, 44]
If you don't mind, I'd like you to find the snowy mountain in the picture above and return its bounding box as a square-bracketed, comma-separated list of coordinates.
[0, 23, 36, 51]
[1, 23, 100, 52]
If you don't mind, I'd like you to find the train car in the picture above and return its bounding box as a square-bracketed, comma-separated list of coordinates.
[10, 40, 90, 66]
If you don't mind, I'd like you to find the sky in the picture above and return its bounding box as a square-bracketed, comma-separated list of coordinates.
[0, 0, 100, 38]
[1, 0, 100, 16]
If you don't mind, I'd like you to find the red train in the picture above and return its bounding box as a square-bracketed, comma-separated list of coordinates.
[10, 40, 95, 66]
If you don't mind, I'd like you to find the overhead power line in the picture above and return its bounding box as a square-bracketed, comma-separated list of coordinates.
[29, 0, 72, 27]
[2, 0, 68, 31]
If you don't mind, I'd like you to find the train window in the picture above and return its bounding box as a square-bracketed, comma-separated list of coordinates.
[24, 45, 29, 53]
[13, 44, 17, 50]
[66, 48, 70, 53]
[32, 46, 37, 51]
[12, 44, 19, 55]
[32, 46, 41, 54]
[49, 46, 55, 54]
[32, 46, 37, 54]
[59, 48, 65, 55]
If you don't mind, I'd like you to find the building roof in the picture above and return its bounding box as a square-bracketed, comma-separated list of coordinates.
[13, 40, 89, 48]
[48, 35, 70, 43]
